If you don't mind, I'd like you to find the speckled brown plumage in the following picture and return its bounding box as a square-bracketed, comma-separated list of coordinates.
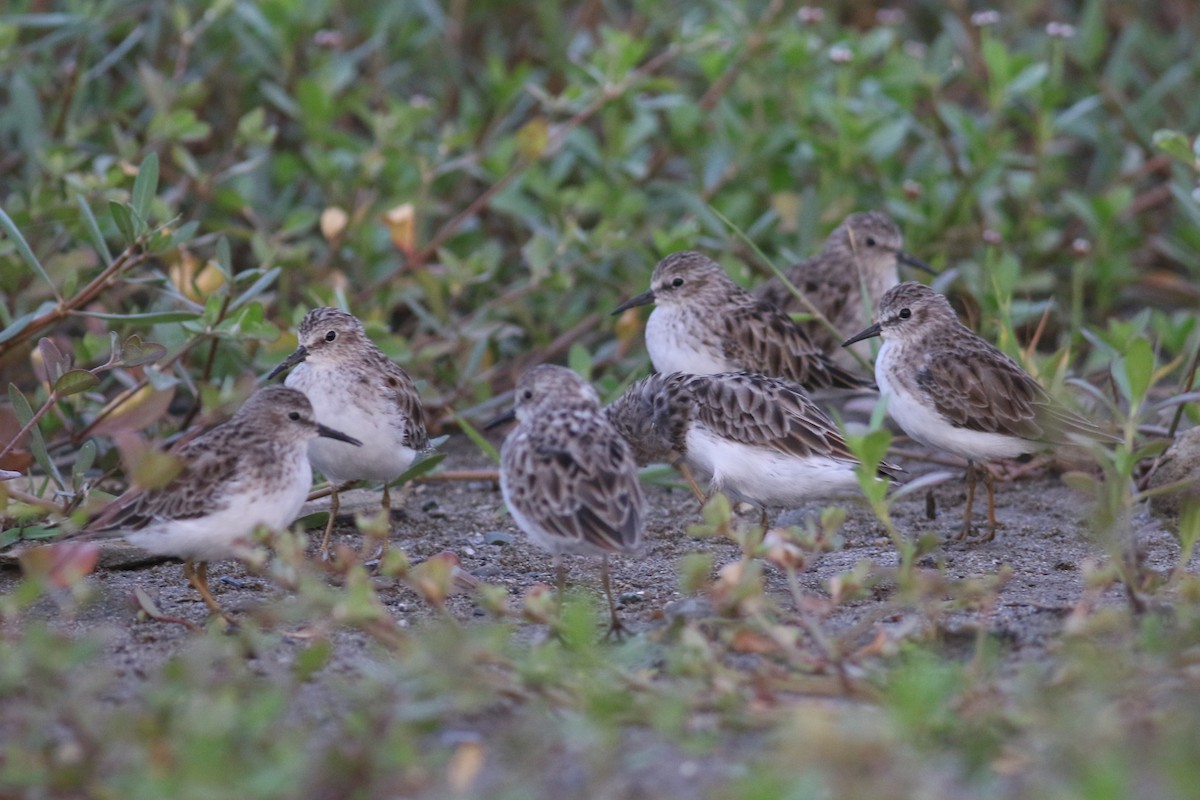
[843, 281, 1116, 540]
[501, 366, 644, 557]
[755, 212, 930, 361]
[863, 282, 1112, 448]
[499, 365, 646, 636]
[75, 385, 359, 619]
[269, 307, 430, 556]
[606, 371, 898, 510]
[613, 251, 873, 391]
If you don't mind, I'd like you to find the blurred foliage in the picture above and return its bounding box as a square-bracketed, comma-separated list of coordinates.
[3, 0, 1200, 407]
[4, 0, 1200, 797]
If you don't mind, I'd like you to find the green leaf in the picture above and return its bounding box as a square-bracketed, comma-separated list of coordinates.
[218, 302, 279, 340]
[54, 369, 99, 397]
[228, 267, 282, 312]
[75, 194, 113, 265]
[74, 310, 198, 324]
[0, 311, 36, 345]
[132, 151, 159, 225]
[38, 337, 67, 383]
[1007, 62, 1048, 96]
[8, 383, 63, 489]
[453, 412, 500, 463]
[0, 527, 20, 549]
[386, 451, 445, 489]
[118, 334, 166, 367]
[0, 207, 60, 300]
[168, 220, 200, 248]
[292, 639, 333, 681]
[19, 525, 60, 540]
[1152, 129, 1196, 167]
[678, 552, 715, 594]
[568, 343, 592, 381]
[1115, 337, 1155, 407]
[214, 235, 233, 279]
[109, 201, 135, 243]
[72, 439, 97, 491]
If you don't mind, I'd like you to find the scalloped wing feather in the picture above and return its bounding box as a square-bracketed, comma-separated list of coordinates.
[720, 298, 872, 390]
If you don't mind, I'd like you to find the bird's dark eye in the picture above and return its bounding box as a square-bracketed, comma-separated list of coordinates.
[898, 308, 911, 320]
[522, 389, 533, 400]
[671, 277, 684, 288]
[865, 236, 877, 247]
[288, 411, 301, 420]
[325, 330, 337, 342]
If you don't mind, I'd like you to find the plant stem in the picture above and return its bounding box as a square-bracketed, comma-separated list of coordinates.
[0, 390, 60, 463]
[0, 234, 153, 361]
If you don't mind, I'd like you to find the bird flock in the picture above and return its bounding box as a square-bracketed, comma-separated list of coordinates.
[35, 211, 1119, 631]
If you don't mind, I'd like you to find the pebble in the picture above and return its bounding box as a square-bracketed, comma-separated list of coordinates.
[484, 530, 514, 546]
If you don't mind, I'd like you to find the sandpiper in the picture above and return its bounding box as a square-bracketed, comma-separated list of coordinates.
[843, 281, 1115, 540]
[755, 211, 933, 364]
[605, 370, 899, 528]
[268, 308, 429, 557]
[612, 251, 873, 391]
[75, 386, 360, 619]
[493, 365, 646, 638]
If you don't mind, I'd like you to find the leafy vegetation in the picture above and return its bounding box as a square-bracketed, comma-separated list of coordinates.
[3, 0, 1200, 797]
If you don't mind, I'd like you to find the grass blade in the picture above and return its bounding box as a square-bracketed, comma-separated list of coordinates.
[453, 412, 500, 463]
[0, 207, 61, 301]
[75, 194, 114, 265]
[7, 383, 64, 489]
[132, 151, 159, 229]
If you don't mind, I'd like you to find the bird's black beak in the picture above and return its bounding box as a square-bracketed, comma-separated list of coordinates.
[611, 289, 656, 316]
[316, 423, 361, 446]
[483, 408, 516, 431]
[897, 250, 935, 275]
[841, 322, 883, 347]
[266, 345, 308, 380]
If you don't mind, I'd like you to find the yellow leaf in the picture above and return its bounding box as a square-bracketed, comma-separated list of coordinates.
[770, 191, 801, 233]
[320, 206, 349, 241]
[516, 117, 549, 160]
[169, 250, 225, 301]
[447, 740, 485, 793]
[380, 203, 416, 255]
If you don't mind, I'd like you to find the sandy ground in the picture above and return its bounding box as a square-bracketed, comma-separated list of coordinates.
[1, 434, 1192, 796]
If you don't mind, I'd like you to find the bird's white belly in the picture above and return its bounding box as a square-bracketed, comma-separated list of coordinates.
[684, 427, 861, 507]
[125, 464, 312, 563]
[287, 367, 418, 484]
[876, 341, 1032, 460]
[646, 309, 729, 375]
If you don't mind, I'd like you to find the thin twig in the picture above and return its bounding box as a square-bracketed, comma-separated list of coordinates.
[0, 481, 62, 512]
[0, 234, 153, 360]
[0, 389, 60, 463]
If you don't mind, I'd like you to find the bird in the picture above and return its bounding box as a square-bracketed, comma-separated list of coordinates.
[1144, 427, 1200, 529]
[70, 385, 360, 620]
[842, 281, 1116, 541]
[605, 370, 900, 529]
[492, 364, 646, 638]
[612, 251, 872, 391]
[268, 307, 429, 558]
[754, 211, 934, 364]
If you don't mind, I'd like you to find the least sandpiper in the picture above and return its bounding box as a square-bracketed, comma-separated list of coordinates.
[77, 385, 360, 619]
[755, 211, 933, 364]
[842, 281, 1115, 540]
[494, 364, 646, 637]
[605, 370, 899, 528]
[1144, 427, 1200, 527]
[268, 308, 429, 557]
[612, 251, 872, 391]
